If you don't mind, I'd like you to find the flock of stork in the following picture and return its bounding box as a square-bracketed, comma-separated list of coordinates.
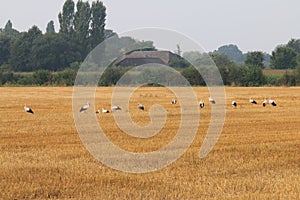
[23, 97, 277, 115]
[205, 97, 277, 108]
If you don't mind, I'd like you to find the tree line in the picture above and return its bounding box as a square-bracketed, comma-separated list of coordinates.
[0, 0, 107, 72]
[181, 44, 300, 87]
[1, 0, 300, 86]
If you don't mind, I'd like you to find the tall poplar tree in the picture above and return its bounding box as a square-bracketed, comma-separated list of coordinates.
[74, 0, 91, 57]
[58, 0, 75, 36]
[90, 0, 106, 49]
[46, 20, 55, 33]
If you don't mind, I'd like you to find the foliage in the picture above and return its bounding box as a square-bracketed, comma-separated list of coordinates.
[53, 68, 77, 86]
[0, 34, 11, 66]
[210, 53, 235, 67]
[169, 58, 190, 68]
[271, 46, 298, 69]
[213, 44, 244, 63]
[33, 70, 52, 85]
[9, 26, 42, 71]
[90, 0, 106, 50]
[240, 66, 265, 86]
[99, 67, 127, 86]
[1, 2, 300, 87]
[46, 20, 55, 33]
[30, 33, 81, 71]
[58, 0, 75, 35]
[1, 20, 19, 38]
[181, 66, 205, 86]
[264, 75, 281, 86]
[245, 51, 264, 68]
[0, 71, 14, 85]
[280, 72, 296, 86]
[287, 38, 300, 55]
[296, 65, 300, 85]
[74, 0, 91, 57]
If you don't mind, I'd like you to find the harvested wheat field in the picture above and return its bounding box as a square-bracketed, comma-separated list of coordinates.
[0, 87, 299, 199]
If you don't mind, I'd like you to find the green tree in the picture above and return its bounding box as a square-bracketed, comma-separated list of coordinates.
[265, 75, 280, 86]
[2, 20, 19, 38]
[213, 44, 244, 63]
[287, 38, 300, 54]
[280, 71, 296, 86]
[33, 70, 52, 85]
[183, 51, 214, 66]
[271, 46, 298, 69]
[74, 0, 91, 58]
[58, 0, 75, 35]
[99, 67, 125, 86]
[4, 20, 12, 31]
[296, 65, 300, 85]
[104, 29, 117, 39]
[0, 34, 11, 66]
[10, 26, 42, 71]
[53, 68, 77, 86]
[241, 66, 265, 86]
[30, 33, 81, 71]
[181, 66, 205, 86]
[46, 20, 55, 33]
[227, 65, 243, 86]
[287, 38, 300, 65]
[245, 51, 264, 68]
[210, 53, 235, 67]
[0, 71, 14, 85]
[90, 0, 106, 49]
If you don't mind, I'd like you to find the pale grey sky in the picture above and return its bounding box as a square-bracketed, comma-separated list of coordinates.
[1, 0, 299, 53]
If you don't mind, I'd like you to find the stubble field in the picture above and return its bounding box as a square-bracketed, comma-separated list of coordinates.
[0, 87, 299, 199]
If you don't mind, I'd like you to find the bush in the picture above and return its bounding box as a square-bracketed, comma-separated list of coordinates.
[265, 75, 281, 86]
[280, 73, 296, 86]
[53, 68, 77, 86]
[15, 74, 36, 86]
[241, 66, 265, 86]
[0, 71, 14, 85]
[33, 70, 52, 85]
[181, 66, 205, 86]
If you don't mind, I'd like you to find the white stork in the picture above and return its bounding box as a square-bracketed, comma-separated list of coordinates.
[24, 104, 34, 114]
[199, 100, 204, 108]
[232, 101, 237, 108]
[269, 99, 277, 106]
[262, 99, 268, 107]
[249, 98, 257, 104]
[111, 105, 121, 111]
[138, 103, 144, 111]
[209, 97, 216, 104]
[171, 99, 177, 104]
[80, 102, 90, 112]
[102, 108, 110, 113]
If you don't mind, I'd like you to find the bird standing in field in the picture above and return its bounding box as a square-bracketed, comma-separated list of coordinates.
[80, 102, 90, 112]
[24, 104, 34, 114]
[102, 108, 110, 113]
[138, 103, 144, 111]
[171, 99, 177, 104]
[262, 99, 268, 107]
[269, 99, 277, 106]
[209, 97, 216, 104]
[199, 100, 204, 108]
[111, 105, 121, 111]
[249, 98, 257, 104]
[232, 101, 237, 108]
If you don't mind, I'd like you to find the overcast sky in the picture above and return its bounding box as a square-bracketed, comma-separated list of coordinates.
[1, 0, 299, 53]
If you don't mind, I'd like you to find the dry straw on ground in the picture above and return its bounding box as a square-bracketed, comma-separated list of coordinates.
[0, 87, 299, 199]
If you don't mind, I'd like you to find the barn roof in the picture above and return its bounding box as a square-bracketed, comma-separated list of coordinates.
[110, 49, 181, 67]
